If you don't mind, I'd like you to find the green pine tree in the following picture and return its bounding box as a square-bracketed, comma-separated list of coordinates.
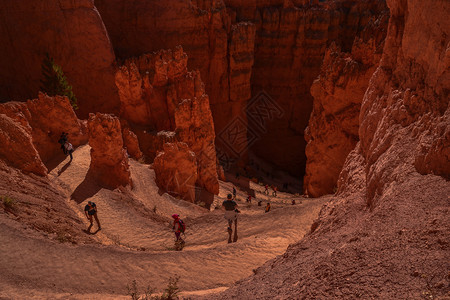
[40, 53, 78, 110]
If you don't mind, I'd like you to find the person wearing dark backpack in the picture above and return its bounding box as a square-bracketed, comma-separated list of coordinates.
[172, 214, 186, 250]
[222, 194, 239, 243]
[84, 201, 101, 233]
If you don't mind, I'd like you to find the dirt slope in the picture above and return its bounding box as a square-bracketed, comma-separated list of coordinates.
[0, 145, 328, 298]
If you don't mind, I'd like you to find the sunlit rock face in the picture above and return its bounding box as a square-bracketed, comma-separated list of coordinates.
[115, 47, 219, 195]
[88, 113, 132, 188]
[153, 142, 198, 203]
[0, 0, 120, 118]
[96, 0, 388, 177]
[339, 0, 450, 204]
[0, 93, 88, 174]
[304, 10, 389, 197]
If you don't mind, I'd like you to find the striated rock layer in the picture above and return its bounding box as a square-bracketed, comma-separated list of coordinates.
[304, 11, 389, 197]
[96, 0, 388, 177]
[87, 113, 132, 188]
[115, 47, 219, 195]
[0, 0, 120, 117]
[236, 0, 389, 177]
[0, 93, 87, 174]
[207, 0, 450, 298]
[95, 0, 256, 165]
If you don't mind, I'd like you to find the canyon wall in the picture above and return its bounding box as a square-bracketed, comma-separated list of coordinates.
[231, 0, 388, 177]
[340, 0, 450, 203]
[115, 47, 219, 195]
[96, 0, 387, 178]
[0, 0, 120, 117]
[208, 0, 449, 298]
[0, 93, 88, 174]
[304, 11, 389, 197]
[95, 0, 254, 165]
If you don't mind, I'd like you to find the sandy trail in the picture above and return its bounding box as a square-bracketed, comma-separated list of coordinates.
[0, 145, 330, 298]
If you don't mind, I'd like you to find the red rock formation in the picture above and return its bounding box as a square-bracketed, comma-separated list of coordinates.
[115, 47, 219, 195]
[0, 0, 120, 117]
[304, 11, 389, 197]
[87, 113, 131, 188]
[122, 126, 143, 160]
[240, 0, 388, 177]
[0, 114, 47, 176]
[346, 0, 450, 204]
[153, 143, 198, 202]
[208, 1, 449, 298]
[96, 0, 387, 178]
[0, 93, 88, 167]
[95, 0, 256, 165]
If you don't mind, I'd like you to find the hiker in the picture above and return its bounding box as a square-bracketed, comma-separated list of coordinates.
[172, 214, 184, 241]
[246, 194, 252, 203]
[232, 186, 237, 200]
[265, 202, 271, 213]
[58, 132, 68, 154]
[84, 201, 101, 233]
[64, 141, 74, 161]
[264, 184, 269, 195]
[222, 194, 239, 243]
[272, 186, 277, 197]
[172, 214, 186, 251]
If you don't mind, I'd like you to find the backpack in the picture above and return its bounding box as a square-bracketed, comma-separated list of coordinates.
[177, 219, 186, 233]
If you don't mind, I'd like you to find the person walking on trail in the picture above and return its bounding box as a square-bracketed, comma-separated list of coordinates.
[172, 214, 186, 251]
[172, 214, 184, 242]
[264, 184, 269, 195]
[272, 186, 278, 197]
[265, 202, 271, 213]
[246, 194, 252, 203]
[232, 186, 237, 200]
[222, 194, 239, 243]
[84, 201, 101, 233]
[64, 141, 74, 161]
[58, 132, 68, 154]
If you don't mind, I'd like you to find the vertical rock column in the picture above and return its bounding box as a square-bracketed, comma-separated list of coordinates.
[88, 113, 132, 188]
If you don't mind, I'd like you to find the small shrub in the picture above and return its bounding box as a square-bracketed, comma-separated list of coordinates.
[127, 280, 140, 300]
[56, 232, 70, 243]
[161, 276, 180, 300]
[40, 52, 78, 110]
[127, 276, 181, 300]
[1, 195, 16, 210]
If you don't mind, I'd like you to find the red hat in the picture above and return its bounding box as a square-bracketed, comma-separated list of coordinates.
[172, 214, 179, 219]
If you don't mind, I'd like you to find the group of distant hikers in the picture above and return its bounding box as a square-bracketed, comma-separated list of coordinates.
[58, 131, 287, 249]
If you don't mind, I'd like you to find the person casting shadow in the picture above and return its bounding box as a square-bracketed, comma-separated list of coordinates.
[222, 194, 239, 243]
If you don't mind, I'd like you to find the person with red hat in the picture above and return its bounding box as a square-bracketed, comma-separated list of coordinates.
[172, 214, 185, 250]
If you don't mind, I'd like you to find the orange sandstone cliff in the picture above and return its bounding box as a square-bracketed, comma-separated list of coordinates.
[206, 0, 450, 298]
[115, 47, 219, 196]
[0, 93, 87, 175]
[0, 0, 120, 117]
[96, 0, 388, 178]
[304, 11, 389, 197]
